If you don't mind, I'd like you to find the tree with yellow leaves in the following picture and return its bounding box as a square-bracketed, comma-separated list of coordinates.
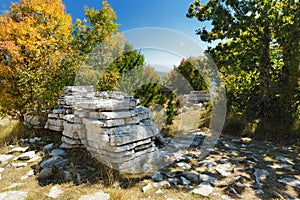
[0, 0, 73, 119]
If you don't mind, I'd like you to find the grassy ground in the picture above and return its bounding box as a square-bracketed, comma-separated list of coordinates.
[0, 118, 299, 200]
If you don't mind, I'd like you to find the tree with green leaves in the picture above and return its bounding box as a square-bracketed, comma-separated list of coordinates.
[187, 0, 300, 139]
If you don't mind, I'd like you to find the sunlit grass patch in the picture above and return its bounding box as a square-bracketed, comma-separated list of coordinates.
[0, 118, 33, 145]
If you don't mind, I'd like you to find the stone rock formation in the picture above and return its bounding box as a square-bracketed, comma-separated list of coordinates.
[45, 86, 165, 172]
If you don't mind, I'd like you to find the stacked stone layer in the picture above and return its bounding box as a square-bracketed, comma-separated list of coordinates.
[45, 86, 163, 172]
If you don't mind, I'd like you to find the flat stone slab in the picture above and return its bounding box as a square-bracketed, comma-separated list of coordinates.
[278, 177, 300, 189]
[47, 186, 63, 199]
[0, 191, 28, 200]
[0, 154, 13, 163]
[192, 182, 214, 197]
[9, 147, 29, 153]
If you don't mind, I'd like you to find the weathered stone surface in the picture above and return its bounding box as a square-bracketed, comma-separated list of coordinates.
[45, 86, 164, 173]
[215, 163, 234, 177]
[152, 171, 164, 182]
[11, 162, 27, 168]
[142, 183, 152, 193]
[47, 186, 62, 199]
[61, 136, 81, 145]
[254, 168, 269, 188]
[21, 169, 35, 180]
[192, 182, 214, 197]
[199, 174, 217, 183]
[63, 122, 85, 139]
[50, 149, 67, 157]
[0, 191, 28, 200]
[0, 154, 13, 163]
[39, 167, 53, 179]
[43, 143, 55, 152]
[278, 177, 300, 189]
[40, 156, 64, 168]
[177, 162, 192, 170]
[9, 147, 29, 153]
[15, 151, 36, 160]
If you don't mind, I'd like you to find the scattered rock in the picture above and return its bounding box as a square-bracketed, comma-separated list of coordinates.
[176, 162, 192, 170]
[151, 171, 164, 182]
[76, 173, 81, 185]
[63, 170, 73, 181]
[254, 189, 264, 195]
[15, 151, 36, 160]
[0, 168, 4, 173]
[29, 137, 41, 143]
[254, 169, 269, 188]
[219, 158, 229, 164]
[183, 171, 200, 182]
[167, 178, 178, 186]
[50, 149, 67, 157]
[9, 147, 29, 153]
[153, 180, 171, 188]
[267, 163, 293, 169]
[155, 189, 164, 195]
[79, 192, 110, 200]
[11, 162, 27, 168]
[40, 156, 64, 168]
[231, 139, 241, 143]
[215, 163, 234, 177]
[0, 154, 13, 164]
[275, 156, 295, 165]
[199, 174, 217, 183]
[180, 176, 191, 185]
[0, 191, 28, 200]
[142, 183, 152, 193]
[43, 143, 55, 152]
[192, 182, 214, 197]
[199, 160, 217, 167]
[47, 186, 62, 199]
[278, 177, 300, 189]
[39, 167, 53, 179]
[21, 169, 35, 180]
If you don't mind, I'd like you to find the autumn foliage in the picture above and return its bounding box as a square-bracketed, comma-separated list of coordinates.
[0, 0, 73, 118]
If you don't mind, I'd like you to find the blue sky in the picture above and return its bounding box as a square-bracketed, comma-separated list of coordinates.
[1, 0, 212, 71]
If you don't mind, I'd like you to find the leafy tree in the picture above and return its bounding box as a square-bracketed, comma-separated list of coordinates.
[187, 0, 300, 139]
[73, 2, 125, 89]
[0, 0, 73, 119]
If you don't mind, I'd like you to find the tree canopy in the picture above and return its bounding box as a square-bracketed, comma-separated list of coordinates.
[187, 0, 300, 139]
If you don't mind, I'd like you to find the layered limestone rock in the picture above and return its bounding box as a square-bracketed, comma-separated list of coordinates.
[45, 86, 164, 172]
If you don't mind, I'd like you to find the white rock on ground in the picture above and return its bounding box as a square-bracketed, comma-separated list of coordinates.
[21, 169, 35, 180]
[176, 162, 192, 170]
[278, 177, 300, 189]
[192, 182, 214, 197]
[79, 192, 110, 200]
[9, 147, 29, 153]
[11, 162, 27, 168]
[47, 186, 63, 199]
[0, 191, 28, 200]
[142, 183, 152, 193]
[15, 151, 36, 160]
[0, 154, 13, 164]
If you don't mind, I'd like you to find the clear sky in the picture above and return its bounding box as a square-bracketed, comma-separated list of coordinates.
[1, 0, 212, 71]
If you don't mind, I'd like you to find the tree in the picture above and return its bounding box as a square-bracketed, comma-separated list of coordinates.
[187, 0, 300, 139]
[0, 0, 73, 119]
[72, 1, 125, 90]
